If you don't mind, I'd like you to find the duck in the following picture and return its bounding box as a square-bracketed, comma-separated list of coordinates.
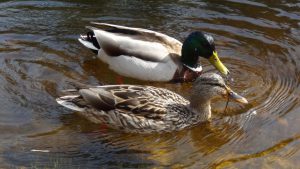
[56, 73, 247, 133]
[78, 22, 229, 82]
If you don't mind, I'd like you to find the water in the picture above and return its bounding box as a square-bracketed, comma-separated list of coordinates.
[0, 0, 300, 168]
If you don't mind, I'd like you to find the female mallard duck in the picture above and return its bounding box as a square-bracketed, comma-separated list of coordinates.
[56, 73, 247, 133]
[79, 23, 229, 82]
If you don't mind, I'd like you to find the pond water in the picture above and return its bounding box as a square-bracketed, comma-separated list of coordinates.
[1, 0, 300, 168]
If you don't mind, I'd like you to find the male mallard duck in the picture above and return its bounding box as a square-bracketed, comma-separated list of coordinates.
[56, 73, 247, 133]
[79, 23, 229, 82]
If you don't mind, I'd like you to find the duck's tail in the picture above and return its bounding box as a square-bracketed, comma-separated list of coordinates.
[78, 30, 100, 54]
[56, 95, 84, 112]
[56, 81, 105, 112]
[56, 87, 89, 112]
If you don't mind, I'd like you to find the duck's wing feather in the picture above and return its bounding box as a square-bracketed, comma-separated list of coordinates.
[87, 23, 182, 62]
[91, 22, 182, 48]
[78, 85, 180, 120]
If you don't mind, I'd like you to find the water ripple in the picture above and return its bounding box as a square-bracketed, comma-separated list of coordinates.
[0, 0, 300, 168]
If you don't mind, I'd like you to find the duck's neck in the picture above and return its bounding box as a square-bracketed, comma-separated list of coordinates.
[189, 97, 212, 122]
[172, 66, 202, 82]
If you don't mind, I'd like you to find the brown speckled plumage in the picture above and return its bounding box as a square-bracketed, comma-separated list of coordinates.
[57, 73, 247, 133]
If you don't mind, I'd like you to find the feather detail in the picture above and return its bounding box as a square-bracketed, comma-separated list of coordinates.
[90, 22, 182, 50]
[91, 27, 174, 62]
[78, 23, 185, 81]
[56, 95, 86, 112]
[56, 73, 247, 133]
[98, 50, 178, 81]
[56, 84, 191, 132]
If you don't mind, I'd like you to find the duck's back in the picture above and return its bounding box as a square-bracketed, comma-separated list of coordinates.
[57, 85, 191, 133]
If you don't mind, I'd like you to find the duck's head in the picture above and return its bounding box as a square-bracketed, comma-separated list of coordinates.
[192, 73, 248, 104]
[181, 32, 229, 77]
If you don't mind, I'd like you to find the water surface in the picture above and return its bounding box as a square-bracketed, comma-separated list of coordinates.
[0, 0, 300, 168]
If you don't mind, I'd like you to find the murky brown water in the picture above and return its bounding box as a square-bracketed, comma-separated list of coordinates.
[1, 0, 300, 168]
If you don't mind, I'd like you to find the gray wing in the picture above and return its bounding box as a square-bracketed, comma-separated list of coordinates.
[91, 22, 182, 47]
[87, 22, 182, 62]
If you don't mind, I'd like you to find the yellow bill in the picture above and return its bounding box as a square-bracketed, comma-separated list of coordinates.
[208, 51, 229, 75]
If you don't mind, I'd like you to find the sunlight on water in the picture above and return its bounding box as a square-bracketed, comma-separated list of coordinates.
[0, 0, 300, 168]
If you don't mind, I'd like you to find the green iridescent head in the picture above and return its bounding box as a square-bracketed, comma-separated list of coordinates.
[181, 31, 229, 75]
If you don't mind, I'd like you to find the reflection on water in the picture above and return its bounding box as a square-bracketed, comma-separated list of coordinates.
[0, 0, 300, 168]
